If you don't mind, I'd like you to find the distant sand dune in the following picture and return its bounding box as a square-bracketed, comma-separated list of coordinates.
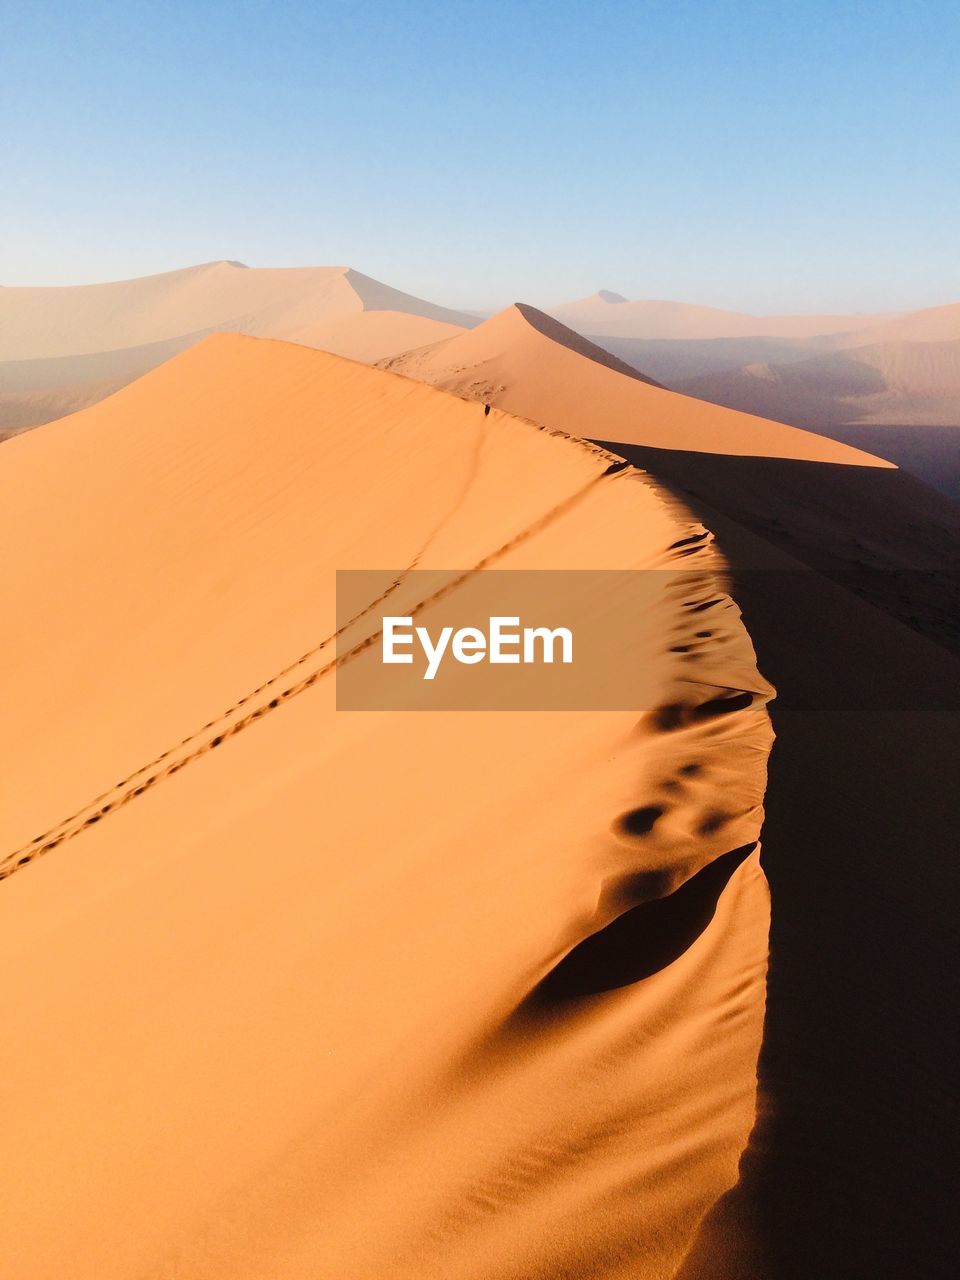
[0, 260, 474, 362]
[0, 261, 472, 431]
[828, 299, 960, 349]
[678, 338, 960, 427]
[553, 296, 960, 439]
[548, 289, 898, 341]
[568, 333, 830, 385]
[284, 308, 463, 362]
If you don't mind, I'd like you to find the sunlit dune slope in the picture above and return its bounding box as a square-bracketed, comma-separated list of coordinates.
[0, 261, 470, 430]
[0, 334, 772, 1280]
[379, 303, 891, 464]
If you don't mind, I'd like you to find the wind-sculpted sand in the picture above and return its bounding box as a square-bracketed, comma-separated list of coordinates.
[0, 334, 773, 1278]
[379, 302, 890, 464]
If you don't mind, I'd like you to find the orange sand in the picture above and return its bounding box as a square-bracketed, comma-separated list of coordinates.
[0, 334, 772, 1278]
[380, 303, 891, 464]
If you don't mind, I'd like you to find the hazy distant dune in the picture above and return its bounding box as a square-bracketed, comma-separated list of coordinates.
[828, 300, 960, 349]
[541, 291, 960, 469]
[284, 309, 464, 362]
[548, 289, 897, 341]
[677, 338, 960, 427]
[0, 261, 473, 431]
[570, 333, 831, 384]
[0, 260, 475, 362]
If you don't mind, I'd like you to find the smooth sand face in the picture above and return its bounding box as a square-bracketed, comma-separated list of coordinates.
[0, 334, 772, 1278]
[380, 303, 892, 464]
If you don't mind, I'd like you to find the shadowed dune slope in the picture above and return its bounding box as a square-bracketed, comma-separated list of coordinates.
[454, 306, 960, 1271]
[596, 439, 960, 1279]
[812, 423, 960, 501]
[0, 334, 773, 1279]
[386, 296, 960, 1271]
[0, 261, 470, 430]
[379, 303, 890, 464]
[0, 376, 130, 441]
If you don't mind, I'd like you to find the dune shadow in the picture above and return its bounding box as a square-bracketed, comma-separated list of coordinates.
[602, 440, 960, 1277]
[515, 843, 755, 1022]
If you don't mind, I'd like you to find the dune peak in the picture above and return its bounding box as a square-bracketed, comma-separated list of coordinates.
[379, 302, 890, 466]
[508, 303, 665, 385]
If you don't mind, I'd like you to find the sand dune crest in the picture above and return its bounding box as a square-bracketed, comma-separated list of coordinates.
[1, 333, 773, 1278]
[380, 303, 891, 464]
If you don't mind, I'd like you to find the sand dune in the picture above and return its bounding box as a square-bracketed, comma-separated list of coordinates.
[0, 330, 204, 433]
[805, 423, 960, 501]
[0, 333, 774, 1278]
[0, 260, 473, 361]
[828, 299, 960, 349]
[282, 308, 463, 361]
[381, 291, 960, 1269]
[574, 333, 829, 385]
[0, 376, 129, 441]
[0, 261, 470, 431]
[678, 338, 960, 428]
[501, 298, 960, 428]
[548, 289, 896, 341]
[379, 303, 890, 464]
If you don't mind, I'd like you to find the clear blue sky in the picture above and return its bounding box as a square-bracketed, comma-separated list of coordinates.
[2, 0, 958, 313]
